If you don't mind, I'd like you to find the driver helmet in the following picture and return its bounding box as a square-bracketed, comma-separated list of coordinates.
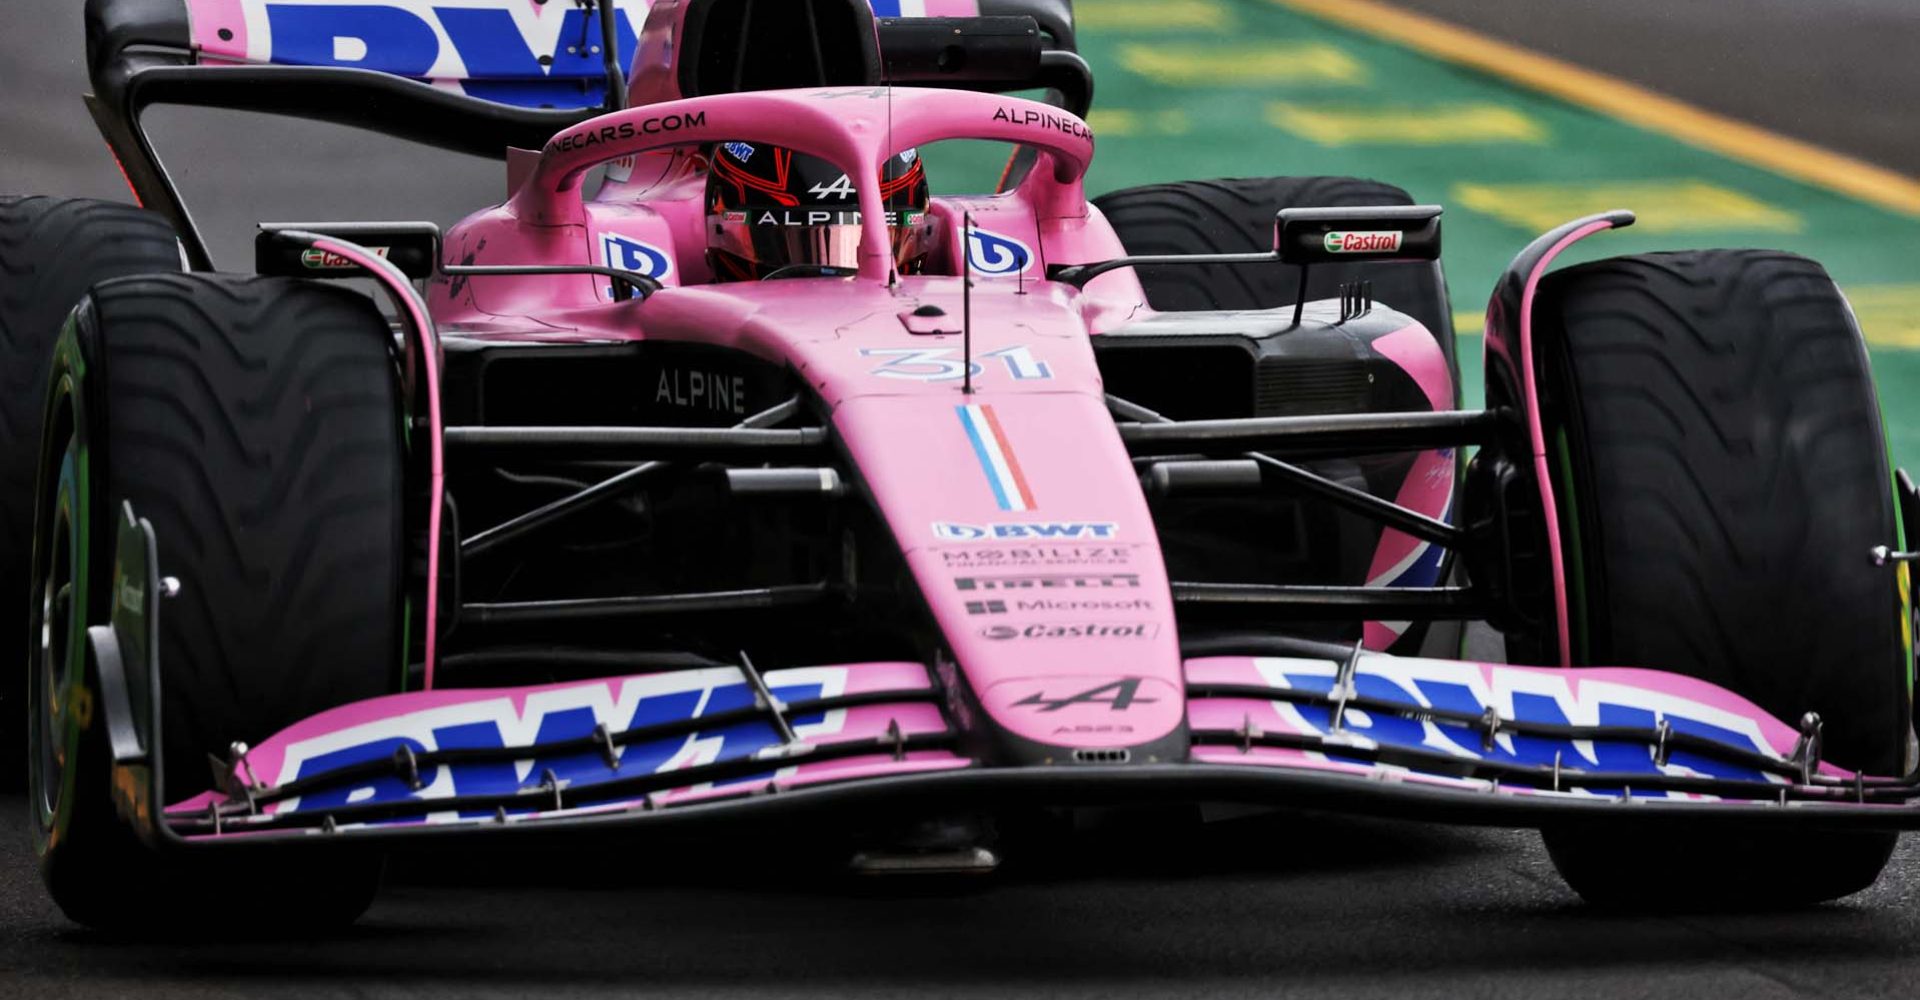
[706, 142, 932, 280]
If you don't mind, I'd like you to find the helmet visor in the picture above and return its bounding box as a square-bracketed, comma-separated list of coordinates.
[710, 211, 931, 276]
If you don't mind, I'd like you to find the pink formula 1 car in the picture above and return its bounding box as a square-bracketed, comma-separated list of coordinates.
[8, 0, 1918, 931]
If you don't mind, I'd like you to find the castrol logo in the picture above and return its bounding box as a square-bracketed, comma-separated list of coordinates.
[1322, 231, 1404, 254]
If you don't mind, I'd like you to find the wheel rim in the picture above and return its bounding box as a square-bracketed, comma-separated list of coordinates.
[35, 499, 72, 821]
[29, 398, 89, 846]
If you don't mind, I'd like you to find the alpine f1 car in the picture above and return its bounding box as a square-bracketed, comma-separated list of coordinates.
[8, 0, 1918, 930]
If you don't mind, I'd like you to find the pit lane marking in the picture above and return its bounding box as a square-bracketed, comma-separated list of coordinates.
[1267, 102, 1545, 146]
[1452, 180, 1801, 234]
[1118, 43, 1365, 86]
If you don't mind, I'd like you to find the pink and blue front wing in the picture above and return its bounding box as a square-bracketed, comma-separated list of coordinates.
[169, 662, 967, 830]
[167, 652, 1894, 838]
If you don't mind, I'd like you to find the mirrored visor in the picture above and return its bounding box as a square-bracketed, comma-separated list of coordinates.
[710, 210, 931, 274]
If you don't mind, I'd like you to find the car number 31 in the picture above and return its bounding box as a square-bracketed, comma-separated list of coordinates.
[861, 346, 1054, 382]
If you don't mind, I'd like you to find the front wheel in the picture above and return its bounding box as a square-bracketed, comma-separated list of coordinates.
[30, 273, 406, 931]
[0, 196, 182, 787]
[1529, 249, 1912, 907]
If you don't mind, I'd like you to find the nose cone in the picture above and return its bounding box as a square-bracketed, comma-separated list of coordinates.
[982, 674, 1186, 754]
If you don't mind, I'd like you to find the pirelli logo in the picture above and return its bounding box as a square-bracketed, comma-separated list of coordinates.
[954, 573, 1140, 591]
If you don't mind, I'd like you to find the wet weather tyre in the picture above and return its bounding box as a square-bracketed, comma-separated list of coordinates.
[1532, 250, 1911, 908]
[0, 197, 181, 788]
[30, 273, 405, 931]
[1092, 176, 1457, 374]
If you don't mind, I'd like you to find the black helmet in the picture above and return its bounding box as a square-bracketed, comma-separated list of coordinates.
[706, 142, 932, 280]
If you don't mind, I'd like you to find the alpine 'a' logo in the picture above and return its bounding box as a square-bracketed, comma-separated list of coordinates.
[1012, 679, 1159, 713]
[808, 174, 858, 200]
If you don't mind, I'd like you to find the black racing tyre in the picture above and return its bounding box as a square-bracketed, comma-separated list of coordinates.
[30, 273, 405, 931]
[1, 197, 182, 788]
[1531, 250, 1911, 908]
[1091, 175, 1458, 382]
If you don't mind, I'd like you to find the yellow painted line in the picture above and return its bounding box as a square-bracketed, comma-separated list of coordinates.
[1077, 0, 1231, 32]
[1847, 285, 1920, 349]
[1267, 102, 1545, 146]
[1453, 180, 1801, 234]
[1271, 0, 1920, 217]
[1453, 309, 1485, 338]
[1119, 43, 1365, 86]
[1086, 108, 1193, 138]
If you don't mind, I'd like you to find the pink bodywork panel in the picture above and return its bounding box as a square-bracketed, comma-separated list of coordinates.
[186, 0, 247, 58]
[1361, 321, 1456, 649]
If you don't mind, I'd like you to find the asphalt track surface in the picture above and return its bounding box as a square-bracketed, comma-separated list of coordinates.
[6, 2, 1920, 997]
[1389, 0, 1920, 178]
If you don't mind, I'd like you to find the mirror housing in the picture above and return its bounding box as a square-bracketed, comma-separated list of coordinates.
[1274, 205, 1443, 265]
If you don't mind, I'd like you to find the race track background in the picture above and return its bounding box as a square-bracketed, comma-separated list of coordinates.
[1065, 0, 1920, 460]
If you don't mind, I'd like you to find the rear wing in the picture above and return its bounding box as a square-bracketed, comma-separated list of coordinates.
[82, 0, 1087, 269]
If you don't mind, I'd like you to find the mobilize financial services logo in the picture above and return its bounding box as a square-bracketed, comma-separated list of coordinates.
[939, 546, 1133, 566]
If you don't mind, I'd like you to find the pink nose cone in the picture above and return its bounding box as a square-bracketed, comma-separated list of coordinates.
[981, 674, 1185, 750]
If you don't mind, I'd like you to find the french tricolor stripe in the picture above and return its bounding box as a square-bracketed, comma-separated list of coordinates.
[870, 1, 977, 17]
[958, 404, 1036, 511]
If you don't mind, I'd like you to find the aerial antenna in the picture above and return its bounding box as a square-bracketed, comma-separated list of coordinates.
[586, 0, 626, 114]
[962, 210, 975, 395]
[884, 22, 899, 288]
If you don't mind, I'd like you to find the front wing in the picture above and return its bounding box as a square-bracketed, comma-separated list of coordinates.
[92, 510, 1920, 852]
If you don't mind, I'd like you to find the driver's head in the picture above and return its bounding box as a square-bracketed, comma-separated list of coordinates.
[706, 142, 931, 281]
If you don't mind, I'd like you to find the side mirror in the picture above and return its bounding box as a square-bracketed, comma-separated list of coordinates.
[256, 222, 441, 280]
[1274, 205, 1443, 265]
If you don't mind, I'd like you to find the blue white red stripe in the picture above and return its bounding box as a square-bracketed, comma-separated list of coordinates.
[957, 404, 1036, 511]
[869, 0, 980, 16]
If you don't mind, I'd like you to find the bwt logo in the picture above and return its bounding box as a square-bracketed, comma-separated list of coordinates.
[1254, 660, 1781, 790]
[600, 233, 673, 280]
[933, 521, 1120, 541]
[243, 2, 648, 107]
[966, 229, 1033, 277]
[279, 676, 827, 816]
